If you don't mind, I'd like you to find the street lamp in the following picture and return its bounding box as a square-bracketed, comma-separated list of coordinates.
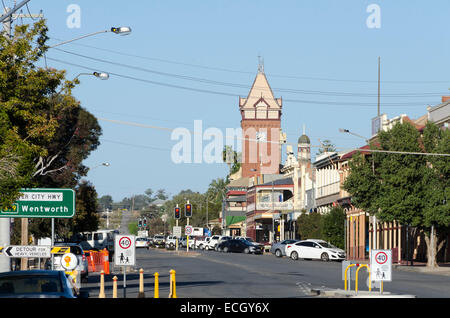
[338, 128, 369, 143]
[90, 162, 111, 170]
[73, 72, 110, 81]
[49, 26, 132, 48]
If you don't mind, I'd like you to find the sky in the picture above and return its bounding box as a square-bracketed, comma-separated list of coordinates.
[5, 0, 449, 202]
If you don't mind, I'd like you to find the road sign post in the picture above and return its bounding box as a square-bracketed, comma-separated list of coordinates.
[370, 249, 392, 293]
[115, 235, 136, 298]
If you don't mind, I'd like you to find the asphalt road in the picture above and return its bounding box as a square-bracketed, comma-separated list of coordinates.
[83, 247, 450, 299]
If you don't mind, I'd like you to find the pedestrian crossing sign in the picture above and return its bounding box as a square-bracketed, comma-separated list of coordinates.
[370, 249, 392, 282]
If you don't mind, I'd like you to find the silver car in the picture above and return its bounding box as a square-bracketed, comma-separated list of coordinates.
[270, 239, 299, 257]
[46, 243, 89, 283]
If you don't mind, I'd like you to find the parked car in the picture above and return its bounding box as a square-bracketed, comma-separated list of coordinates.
[153, 235, 165, 248]
[190, 236, 207, 249]
[286, 239, 346, 261]
[215, 236, 232, 251]
[218, 239, 263, 254]
[199, 237, 211, 250]
[165, 235, 178, 249]
[236, 236, 264, 248]
[205, 235, 221, 250]
[135, 237, 150, 248]
[270, 239, 299, 257]
[45, 243, 89, 283]
[0, 270, 88, 298]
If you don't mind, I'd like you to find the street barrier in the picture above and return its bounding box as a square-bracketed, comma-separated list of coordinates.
[96, 269, 176, 298]
[86, 249, 110, 274]
[113, 276, 118, 298]
[355, 264, 371, 293]
[98, 270, 105, 298]
[169, 269, 177, 298]
[154, 272, 159, 298]
[138, 268, 145, 298]
[345, 263, 372, 293]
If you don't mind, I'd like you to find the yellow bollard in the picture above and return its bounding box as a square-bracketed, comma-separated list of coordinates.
[98, 270, 105, 298]
[154, 272, 159, 298]
[112, 276, 118, 298]
[138, 268, 145, 298]
[355, 264, 371, 293]
[344, 264, 356, 291]
[169, 269, 177, 298]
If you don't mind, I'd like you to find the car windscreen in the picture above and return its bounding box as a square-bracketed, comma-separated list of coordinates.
[0, 275, 63, 294]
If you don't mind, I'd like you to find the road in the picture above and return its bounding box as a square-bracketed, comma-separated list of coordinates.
[83, 247, 450, 299]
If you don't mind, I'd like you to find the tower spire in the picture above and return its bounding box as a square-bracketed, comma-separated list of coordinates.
[258, 55, 264, 73]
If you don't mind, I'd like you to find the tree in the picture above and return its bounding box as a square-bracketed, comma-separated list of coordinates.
[343, 121, 450, 268]
[0, 19, 104, 238]
[297, 212, 322, 240]
[322, 206, 346, 249]
[316, 139, 336, 156]
[98, 195, 113, 211]
[0, 20, 61, 207]
[72, 180, 100, 233]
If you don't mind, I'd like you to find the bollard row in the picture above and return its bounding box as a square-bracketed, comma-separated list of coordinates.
[97, 268, 177, 298]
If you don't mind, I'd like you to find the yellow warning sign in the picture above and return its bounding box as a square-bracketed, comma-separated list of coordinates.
[51, 246, 71, 254]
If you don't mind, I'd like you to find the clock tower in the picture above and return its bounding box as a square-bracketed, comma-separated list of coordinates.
[239, 64, 282, 178]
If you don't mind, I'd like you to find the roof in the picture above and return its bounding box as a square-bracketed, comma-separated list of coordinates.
[239, 72, 281, 110]
[227, 177, 249, 188]
[340, 145, 372, 160]
[298, 134, 310, 144]
[260, 177, 293, 187]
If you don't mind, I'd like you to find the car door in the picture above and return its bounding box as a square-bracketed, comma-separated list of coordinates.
[310, 242, 323, 259]
[299, 241, 316, 258]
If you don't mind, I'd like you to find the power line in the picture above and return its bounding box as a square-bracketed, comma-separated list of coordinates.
[51, 47, 447, 98]
[98, 117, 450, 157]
[46, 36, 450, 85]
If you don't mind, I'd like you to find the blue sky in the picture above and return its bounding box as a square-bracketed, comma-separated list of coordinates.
[9, 0, 449, 201]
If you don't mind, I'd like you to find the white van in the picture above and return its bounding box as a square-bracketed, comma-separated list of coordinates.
[80, 230, 115, 256]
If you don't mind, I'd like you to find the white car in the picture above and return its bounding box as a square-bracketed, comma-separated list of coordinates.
[215, 236, 232, 251]
[205, 235, 221, 250]
[286, 239, 346, 262]
[135, 237, 149, 248]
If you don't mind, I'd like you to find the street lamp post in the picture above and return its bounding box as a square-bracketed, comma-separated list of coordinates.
[49, 26, 132, 48]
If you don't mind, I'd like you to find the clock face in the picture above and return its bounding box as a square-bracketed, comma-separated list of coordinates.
[256, 131, 266, 141]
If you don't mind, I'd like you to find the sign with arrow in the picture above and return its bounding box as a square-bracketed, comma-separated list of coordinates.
[3, 245, 51, 258]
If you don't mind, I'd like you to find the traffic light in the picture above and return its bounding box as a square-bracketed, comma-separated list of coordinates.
[185, 203, 192, 218]
[143, 218, 147, 227]
[138, 219, 142, 227]
[174, 207, 180, 219]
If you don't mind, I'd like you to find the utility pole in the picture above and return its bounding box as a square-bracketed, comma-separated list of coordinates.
[377, 56, 381, 117]
[0, 0, 43, 272]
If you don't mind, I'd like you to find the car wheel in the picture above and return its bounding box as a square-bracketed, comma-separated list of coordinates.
[291, 251, 299, 260]
[275, 249, 282, 257]
[244, 248, 250, 254]
[321, 253, 329, 262]
[224, 247, 229, 253]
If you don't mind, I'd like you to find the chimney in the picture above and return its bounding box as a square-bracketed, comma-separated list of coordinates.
[442, 96, 450, 103]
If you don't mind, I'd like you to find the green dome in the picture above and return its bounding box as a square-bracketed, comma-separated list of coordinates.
[298, 134, 310, 144]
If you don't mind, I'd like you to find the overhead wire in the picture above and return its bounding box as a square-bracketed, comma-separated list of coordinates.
[50, 47, 448, 99]
[47, 36, 450, 85]
[44, 56, 436, 108]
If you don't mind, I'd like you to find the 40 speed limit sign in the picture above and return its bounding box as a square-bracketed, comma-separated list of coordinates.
[370, 249, 392, 281]
[115, 235, 136, 266]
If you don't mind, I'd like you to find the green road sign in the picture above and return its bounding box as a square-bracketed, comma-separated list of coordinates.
[0, 188, 75, 218]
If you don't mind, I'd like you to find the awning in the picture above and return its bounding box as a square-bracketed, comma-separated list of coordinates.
[226, 215, 246, 226]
